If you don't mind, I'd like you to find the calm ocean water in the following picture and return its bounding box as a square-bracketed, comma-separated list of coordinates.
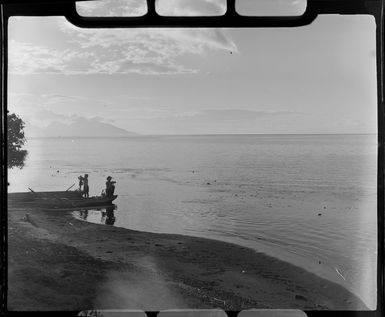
[8, 134, 377, 308]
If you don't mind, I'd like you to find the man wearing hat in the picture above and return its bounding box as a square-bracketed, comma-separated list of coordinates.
[106, 176, 116, 197]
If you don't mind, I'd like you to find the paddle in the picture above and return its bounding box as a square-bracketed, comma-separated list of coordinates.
[28, 187, 35, 193]
[65, 183, 76, 192]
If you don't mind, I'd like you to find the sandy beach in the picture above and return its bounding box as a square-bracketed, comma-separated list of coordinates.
[7, 195, 368, 312]
[8, 196, 366, 311]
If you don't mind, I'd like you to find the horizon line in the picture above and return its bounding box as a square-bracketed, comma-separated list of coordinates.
[27, 132, 378, 139]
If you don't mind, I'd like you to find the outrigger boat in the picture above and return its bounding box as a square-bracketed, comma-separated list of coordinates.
[8, 190, 83, 202]
[36, 195, 118, 209]
[9, 188, 117, 209]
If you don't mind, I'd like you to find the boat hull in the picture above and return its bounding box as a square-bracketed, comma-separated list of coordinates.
[8, 191, 117, 209]
[8, 191, 83, 202]
[38, 195, 118, 209]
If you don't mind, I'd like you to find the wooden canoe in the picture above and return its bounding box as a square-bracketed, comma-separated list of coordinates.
[8, 190, 83, 202]
[8, 191, 117, 209]
[37, 195, 118, 209]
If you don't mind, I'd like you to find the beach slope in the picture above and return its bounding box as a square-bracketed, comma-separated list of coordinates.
[7, 201, 367, 311]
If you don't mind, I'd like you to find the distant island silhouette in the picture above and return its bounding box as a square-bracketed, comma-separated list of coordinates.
[26, 118, 138, 138]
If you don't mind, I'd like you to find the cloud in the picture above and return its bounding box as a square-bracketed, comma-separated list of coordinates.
[10, 103, 135, 138]
[9, 92, 162, 130]
[59, 26, 238, 74]
[120, 108, 310, 135]
[9, 14, 238, 75]
[174, 109, 305, 122]
[21, 108, 78, 128]
[10, 92, 89, 106]
[9, 92, 108, 127]
[9, 40, 97, 75]
[126, 108, 306, 133]
[9, 41, 65, 74]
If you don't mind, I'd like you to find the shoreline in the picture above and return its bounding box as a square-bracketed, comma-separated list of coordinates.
[8, 200, 368, 311]
[73, 208, 354, 296]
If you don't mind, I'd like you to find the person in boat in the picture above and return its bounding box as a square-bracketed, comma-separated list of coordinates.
[78, 175, 84, 191]
[105, 176, 116, 197]
[83, 174, 89, 198]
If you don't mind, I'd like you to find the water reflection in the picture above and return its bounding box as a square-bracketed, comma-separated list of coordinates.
[78, 204, 117, 226]
[103, 205, 116, 225]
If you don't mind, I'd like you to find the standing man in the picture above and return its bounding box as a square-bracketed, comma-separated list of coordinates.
[105, 176, 116, 197]
[83, 174, 89, 198]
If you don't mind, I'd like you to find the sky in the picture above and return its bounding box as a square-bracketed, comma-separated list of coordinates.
[8, 0, 378, 135]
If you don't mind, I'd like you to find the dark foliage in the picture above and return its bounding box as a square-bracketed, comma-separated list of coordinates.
[7, 113, 27, 169]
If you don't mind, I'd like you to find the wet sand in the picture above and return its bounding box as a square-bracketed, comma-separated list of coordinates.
[7, 199, 368, 311]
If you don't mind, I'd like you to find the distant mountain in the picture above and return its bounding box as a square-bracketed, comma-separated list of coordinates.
[25, 119, 138, 138]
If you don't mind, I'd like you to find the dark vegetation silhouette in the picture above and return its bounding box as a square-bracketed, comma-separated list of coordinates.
[8, 112, 27, 169]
